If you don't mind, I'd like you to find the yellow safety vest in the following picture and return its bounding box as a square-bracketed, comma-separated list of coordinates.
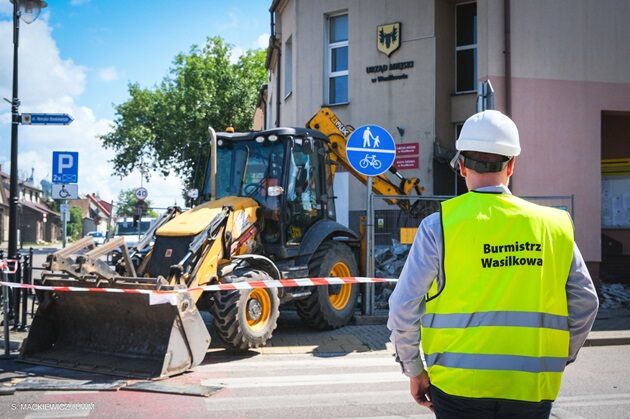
[422, 191, 574, 402]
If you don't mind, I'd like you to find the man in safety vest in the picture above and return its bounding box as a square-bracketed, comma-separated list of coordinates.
[388, 110, 599, 418]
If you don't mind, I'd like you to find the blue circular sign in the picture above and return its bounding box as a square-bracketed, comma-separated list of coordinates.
[346, 125, 396, 176]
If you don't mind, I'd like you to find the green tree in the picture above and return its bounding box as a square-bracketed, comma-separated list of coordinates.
[68, 206, 83, 241]
[100, 37, 267, 193]
[115, 189, 158, 218]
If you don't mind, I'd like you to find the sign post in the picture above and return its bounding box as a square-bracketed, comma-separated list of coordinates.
[52, 151, 79, 248]
[346, 125, 396, 315]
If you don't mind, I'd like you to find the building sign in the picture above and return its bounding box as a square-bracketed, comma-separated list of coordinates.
[394, 157, 419, 170]
[377, 22, 401, 56]
[366, 60, 415, 83]
[394, 142, 420, 170]
[396, 143, 420, 156]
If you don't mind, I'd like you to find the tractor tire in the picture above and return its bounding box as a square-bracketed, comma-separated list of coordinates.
[210, 270, 280, 351]
[295, 241, 359, 329]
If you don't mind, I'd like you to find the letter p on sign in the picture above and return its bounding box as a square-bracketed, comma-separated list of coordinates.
[52, 151, 79, 184]
[59, 154, 73, 171]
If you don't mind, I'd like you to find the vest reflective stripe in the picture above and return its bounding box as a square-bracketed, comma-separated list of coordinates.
[422, 311, 568, 331]
[423, 191, 575, 402]
[425, 352, 567, 373]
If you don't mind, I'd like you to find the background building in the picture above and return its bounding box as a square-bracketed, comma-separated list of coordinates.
[0, 167, 60, 246]
[263, 0, 630, 275]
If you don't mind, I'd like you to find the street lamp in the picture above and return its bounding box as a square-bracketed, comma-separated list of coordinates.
[7, 0, 47, 260]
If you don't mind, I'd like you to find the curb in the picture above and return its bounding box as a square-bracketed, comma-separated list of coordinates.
[584, 331, 630, 347]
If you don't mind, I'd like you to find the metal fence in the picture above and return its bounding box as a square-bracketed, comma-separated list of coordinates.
[365, 193, 575, 314]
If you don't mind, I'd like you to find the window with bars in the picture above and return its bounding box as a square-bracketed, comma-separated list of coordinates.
[456, 2, 477, 93]
[326, 13, 348, 105]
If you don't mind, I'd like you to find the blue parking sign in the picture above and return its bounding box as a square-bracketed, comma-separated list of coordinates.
[52, 151, 79, 184]
[346, 125, 396, 176]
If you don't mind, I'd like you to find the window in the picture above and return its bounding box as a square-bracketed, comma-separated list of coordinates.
[286, 138, 323, 243]
[284, 37, 293, 98]
[456, 2, 477, 93]
[326, 13, 348, 105]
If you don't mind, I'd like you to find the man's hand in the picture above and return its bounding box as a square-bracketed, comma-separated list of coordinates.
[410, 370, 432, 411]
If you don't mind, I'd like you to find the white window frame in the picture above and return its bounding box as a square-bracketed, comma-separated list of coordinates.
[455, 1, 477, 94]
[284, 36, 293, 99]
[326, 12, 349, 105]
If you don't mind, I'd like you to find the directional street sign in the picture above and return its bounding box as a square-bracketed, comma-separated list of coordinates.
[52, 151, 79, 184]
[346, 125, 396, 176]
[135, 187, 148, 201]
[21, 113, 74, 125]
[52, 183, 79, 200]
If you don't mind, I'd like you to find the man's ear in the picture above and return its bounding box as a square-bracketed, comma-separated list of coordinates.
[506, 157, 516, 177]
[458, 159, 467, 177]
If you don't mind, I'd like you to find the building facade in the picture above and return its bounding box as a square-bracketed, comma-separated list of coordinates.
[264, 0, 630, 271]
[0, 169, 60, 246]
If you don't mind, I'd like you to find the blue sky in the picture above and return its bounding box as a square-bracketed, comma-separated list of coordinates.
[0, 0, 270, 208]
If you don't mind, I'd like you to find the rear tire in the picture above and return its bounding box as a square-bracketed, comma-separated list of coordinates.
[295, 241, 359, 329]
[210, 270, 280, 351]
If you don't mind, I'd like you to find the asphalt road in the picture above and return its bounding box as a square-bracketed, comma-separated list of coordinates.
[0, 345, 628, 418]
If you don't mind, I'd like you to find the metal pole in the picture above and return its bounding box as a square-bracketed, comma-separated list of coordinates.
[19, 250, 30, 330]
[8, 0, 21, 263]
[2, 279, 10, 356]
[62, 199, 67, 248]
[12, 252, 21, 330]
[363, 177, 374, 315]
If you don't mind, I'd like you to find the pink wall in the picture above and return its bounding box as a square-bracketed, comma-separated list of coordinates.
[487, 76, 630, 262]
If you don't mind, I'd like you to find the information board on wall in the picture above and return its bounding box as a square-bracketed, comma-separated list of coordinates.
[602, 175, 630, 228]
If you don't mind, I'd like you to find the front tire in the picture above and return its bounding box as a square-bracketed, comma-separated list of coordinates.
[210, 270, 280, 350]
[295, 242, 359, 329]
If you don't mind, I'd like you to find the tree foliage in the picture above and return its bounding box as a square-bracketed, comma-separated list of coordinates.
[100, 37, 267, 192]
[115, 188, 158, 218]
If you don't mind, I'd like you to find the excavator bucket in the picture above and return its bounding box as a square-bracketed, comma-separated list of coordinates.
[20, 287, 210, 379]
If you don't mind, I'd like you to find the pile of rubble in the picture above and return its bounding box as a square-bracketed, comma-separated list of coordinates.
[600, 282, 630, 310]
[374, 240, 411, 309]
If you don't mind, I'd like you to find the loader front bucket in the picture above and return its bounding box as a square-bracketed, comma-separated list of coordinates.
[20, 289, 210, 379]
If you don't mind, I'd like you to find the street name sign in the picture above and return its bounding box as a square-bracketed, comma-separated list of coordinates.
[346, 125, 396, 176]
[21, 113, 74, 125]
[52, 151, 79, 184]
[52, 183, 78, 200]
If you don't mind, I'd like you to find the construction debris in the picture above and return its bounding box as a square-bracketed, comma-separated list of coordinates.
[600, 283, 630, 310]
[374, 240, 411, 309]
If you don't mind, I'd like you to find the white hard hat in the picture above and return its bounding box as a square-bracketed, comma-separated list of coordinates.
[456, 110, 520, 157]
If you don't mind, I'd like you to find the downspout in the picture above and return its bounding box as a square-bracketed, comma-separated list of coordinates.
[504, 0, 512, 117]
[270, 10, 281, 127]
[261, 93, 268, 130]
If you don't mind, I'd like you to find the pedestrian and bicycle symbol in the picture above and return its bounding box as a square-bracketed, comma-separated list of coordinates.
[346, 125, 396, 176]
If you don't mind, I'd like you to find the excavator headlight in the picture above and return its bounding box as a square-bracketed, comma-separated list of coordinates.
[268, 134, 278, 142]
[217, 139, 224, 146]
[255, 136, 265, 143]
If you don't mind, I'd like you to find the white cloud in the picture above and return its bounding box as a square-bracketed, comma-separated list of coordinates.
[256, 33, 270, 49]
[229, 46, 245, 64]
[98, 66, 119, 82]
[0, 16, 184, 210]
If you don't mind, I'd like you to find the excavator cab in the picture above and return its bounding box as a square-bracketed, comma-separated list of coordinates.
[205, 128, 334, 253]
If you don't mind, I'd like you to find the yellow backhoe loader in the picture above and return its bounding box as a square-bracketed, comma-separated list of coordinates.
[20, 108, 428, 379]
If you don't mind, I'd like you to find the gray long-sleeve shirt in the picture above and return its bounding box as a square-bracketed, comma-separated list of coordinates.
[387, 185, 599, 378]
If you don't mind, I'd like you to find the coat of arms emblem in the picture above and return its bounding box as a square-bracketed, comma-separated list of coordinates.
[377, 22, 401, 56]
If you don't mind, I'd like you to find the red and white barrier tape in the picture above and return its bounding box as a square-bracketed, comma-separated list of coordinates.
[0, 276, 397, 294]
[0, 259, 19, 274]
